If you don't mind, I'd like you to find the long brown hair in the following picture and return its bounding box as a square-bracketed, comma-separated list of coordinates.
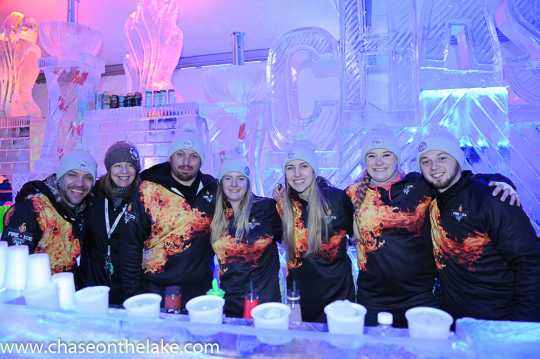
[211, 178, 253, 244]
[281, 175, 330, 259]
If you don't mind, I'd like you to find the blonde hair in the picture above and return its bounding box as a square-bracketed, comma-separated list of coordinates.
[211, 178, 253, 244]
[281, 175, 329, 259]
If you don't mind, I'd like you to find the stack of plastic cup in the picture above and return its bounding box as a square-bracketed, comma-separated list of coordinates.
[4, 245, 29, 290]
[24, 253, 58, 310]
[26, 253, 52, 290]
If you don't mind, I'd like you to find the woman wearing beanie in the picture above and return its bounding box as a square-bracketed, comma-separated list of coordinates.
[80, 141, 141, 305]
[345, 129, 520, 327]
[211, 156, 282, 317]
[274, 141, 355, 322]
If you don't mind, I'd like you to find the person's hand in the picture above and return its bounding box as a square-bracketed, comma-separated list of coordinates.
[273, 183, 286, 202]
[489, 181, 520, 206]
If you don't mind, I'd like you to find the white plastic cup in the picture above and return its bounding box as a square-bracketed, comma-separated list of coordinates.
[26, 253, 52, 290]
[185, 295, 225, 324]
[4, 245, 29, 290]
[24, 282, 59, 310]
[405, 307, 453, 339]
[0, 241, 7, 288]
[251, 302, 291, 330]
[324, 300, 367, 335]
[251, 302, 292, 345]
[123, 293, 162, 318]
[75, 286, 110, 315]
[52, 272, 76, 310]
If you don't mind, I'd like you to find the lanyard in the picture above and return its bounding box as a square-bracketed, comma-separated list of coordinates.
[105, 198, 127, 240]
[104, 198, 127, 279]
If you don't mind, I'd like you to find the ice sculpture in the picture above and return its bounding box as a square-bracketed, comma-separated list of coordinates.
[123, 0, 183, 93]
[267, 27, 340, 151]
[339, 0, 368, 111]
[419, 0, 503, 89]
[0, 12, 41, 118]
[495, 0, 540, 232]
[418, 0, 509, 170]
[34, 8, 104, 177]
[339, 0, 418, 113]
[496, 0, 540, 104]
[203, 32, 267, 193]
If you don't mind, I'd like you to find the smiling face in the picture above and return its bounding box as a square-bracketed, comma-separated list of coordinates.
[285, 159, 315, 194]
[58, 169, 94, 207]
[170, 149, 201, 184]
[419, 150, 461, 192]
[365, 148, 399, 185]
[222, 171, 249, 204]
[109, 161, 137, 188]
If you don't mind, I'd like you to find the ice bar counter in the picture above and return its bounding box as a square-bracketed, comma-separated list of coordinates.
[1, 288, 540, 358]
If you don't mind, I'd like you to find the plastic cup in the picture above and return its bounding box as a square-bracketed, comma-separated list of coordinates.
[0, 241, 7, 288]
[324, 300, 366, 335]
[52, 272, 76, 310]
[24, 282, 59, 310]
[186, 295, 225, 324]
[75, 286, 110, 315]
[251, 302, 291, 345]
[405, 307, 453, 339]
[26, 253, 52, 290]
[5, 245, 29, 290]
[123, 293, 162, 318]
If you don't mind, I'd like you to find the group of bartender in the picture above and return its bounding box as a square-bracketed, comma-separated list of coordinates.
[3, 128, 539, 327]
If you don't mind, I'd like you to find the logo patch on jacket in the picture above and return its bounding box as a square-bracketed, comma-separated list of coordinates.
[203, 191, 214, 203]
[452, 205, 468, 222]
[6, 223, 33, 245]
[248, 219, 261, 230]
[124, 206, 136, 224]
[403, 184, 414, 195]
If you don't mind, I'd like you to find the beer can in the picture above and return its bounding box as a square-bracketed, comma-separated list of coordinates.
[144, 90, 152, 108]
[167, 89, 176, 105]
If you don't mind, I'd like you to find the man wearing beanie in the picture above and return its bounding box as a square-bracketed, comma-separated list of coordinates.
[2, 149, 97, 282]
[120, 130, 218, 308]
[418, 131, 540, 322]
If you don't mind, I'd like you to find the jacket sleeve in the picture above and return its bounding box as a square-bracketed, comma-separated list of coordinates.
[341, 189, 354, 236]
[118, 189, 150, 298]
[486, 196, 540, 321]
[1, 200, 41, 252]
[474, 173, 516, 189]
[268, 199, 283, 243]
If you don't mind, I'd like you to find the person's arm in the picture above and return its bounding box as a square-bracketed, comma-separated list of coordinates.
[118, 191, 149, 299]
[268, 199, 283, 243]
[475, 173, 520, 206]
[1, 200, 41, 252]
[341, 189, 354, 237]
[486, 197, 540, 321]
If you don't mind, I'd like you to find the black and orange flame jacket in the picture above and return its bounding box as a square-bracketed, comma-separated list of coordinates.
[429, 171, 540, 321]
[345, 172, 438, 314]
[212, 196, 282, 317]
[120, 162, 218, 304]
[278, 177, 355, 322]
[2, 175, 87, 285]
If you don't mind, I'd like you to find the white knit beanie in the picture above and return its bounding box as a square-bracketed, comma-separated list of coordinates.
[361, 130, 400, 164]
[57, 150, 97, 182]
[219, 156, 250, 178]
[284, 141, 318, 173]
[417, 132, 465, 168]
[168, 130, 205, 163]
